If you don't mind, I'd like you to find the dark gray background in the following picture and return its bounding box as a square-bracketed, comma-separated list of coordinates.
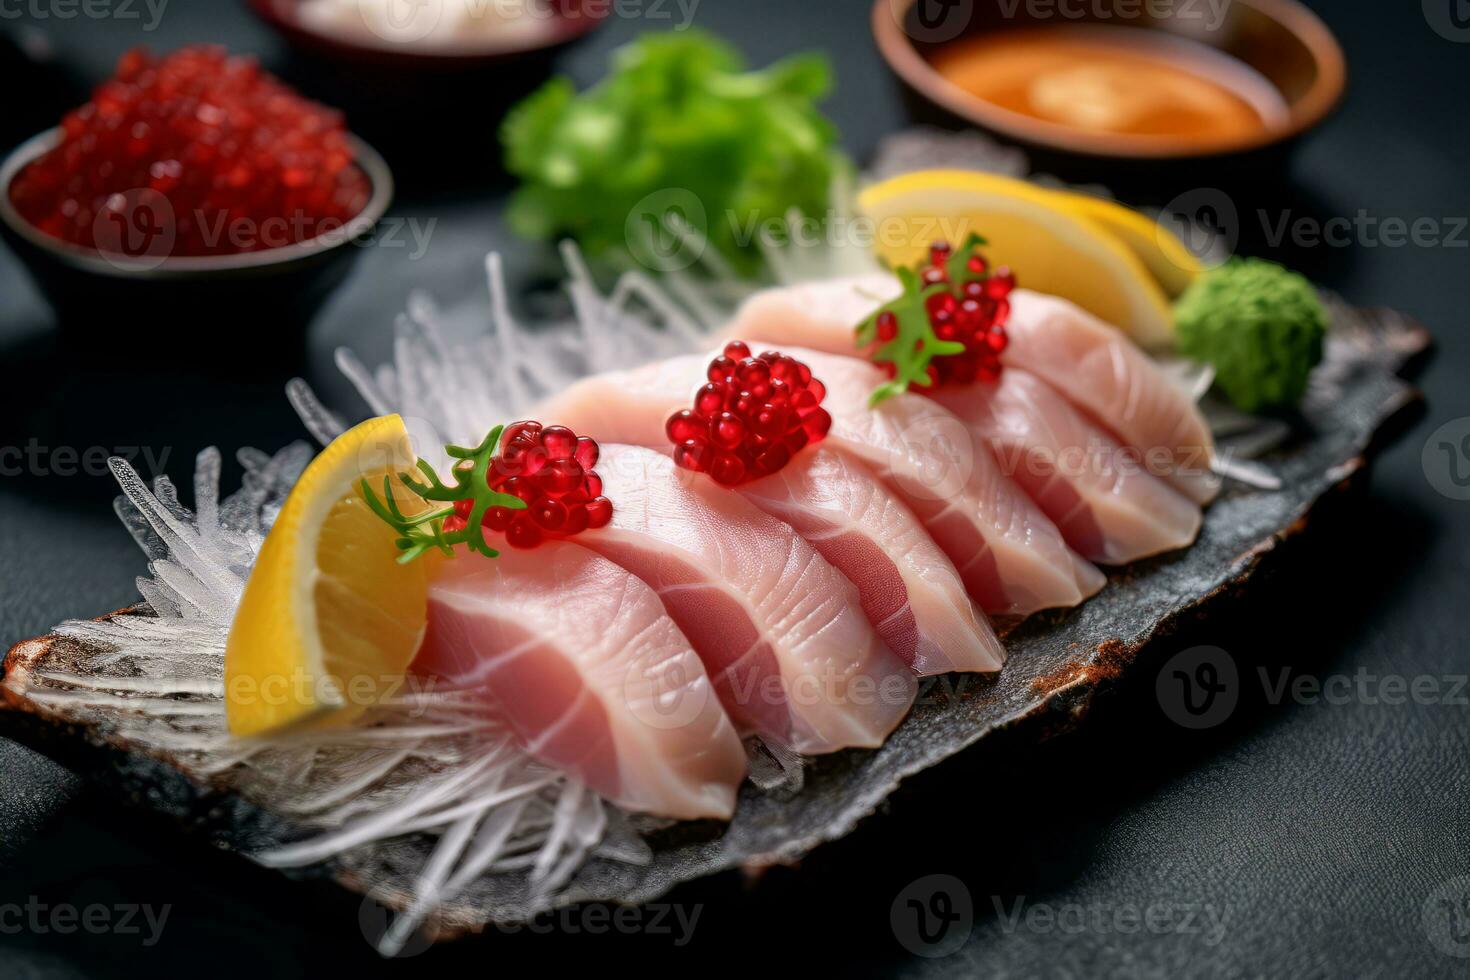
[1, 1, 1468, 976]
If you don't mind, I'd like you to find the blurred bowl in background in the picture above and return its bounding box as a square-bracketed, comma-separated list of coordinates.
[871, 0, 1345, 198]
[0, 28, 86, 151]
[245, 0, 610, 181]
[0, 127, 394, 337]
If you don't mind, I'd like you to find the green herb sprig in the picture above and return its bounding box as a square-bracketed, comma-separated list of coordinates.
[360, 426, 527, 564]
[856, 268, 966, 408]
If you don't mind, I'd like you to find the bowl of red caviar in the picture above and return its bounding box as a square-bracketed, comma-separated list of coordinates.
[0, 46, 393, 331]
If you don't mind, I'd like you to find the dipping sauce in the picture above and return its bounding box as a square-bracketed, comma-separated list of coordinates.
[932, 26, 1289, 149]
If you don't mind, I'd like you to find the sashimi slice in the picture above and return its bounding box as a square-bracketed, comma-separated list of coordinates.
[724, 276, 1219, 503]
[418, 542, 746, 820]
[540, 355, 1103, 616]
[788, 348, 1105, 614]
[1005, 290, 1220, 504]
[580, 444, 916, 754]
[739, 447, 1005, 675]
[931, 369, 1201, 565]
[726, 272, 900, 354]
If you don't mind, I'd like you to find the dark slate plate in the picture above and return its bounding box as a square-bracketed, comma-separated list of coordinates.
[0, 302, 1430, 938]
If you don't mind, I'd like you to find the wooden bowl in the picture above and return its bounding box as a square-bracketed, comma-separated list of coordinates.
[871, 0, 1346, 192]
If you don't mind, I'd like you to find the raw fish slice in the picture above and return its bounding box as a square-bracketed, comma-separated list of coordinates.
[581, 444, 916, 754]
[538, 366, 1003, 672]
[725, 273, 902, 354]
[932, 369, 1201, 565]
[739, 447, 1005, 675]
[724, 276, 1219, 503]
[418, 543, 746, 820]
[789, 348, 1104, 614]
[540, 356, 1103, 615]
[1004, 290, 1220, 504]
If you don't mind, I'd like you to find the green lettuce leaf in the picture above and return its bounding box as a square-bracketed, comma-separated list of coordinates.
[500, 30, 845, 274]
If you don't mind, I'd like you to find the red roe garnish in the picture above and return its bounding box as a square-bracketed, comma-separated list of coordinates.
[8, 46, 370, 258]
[857, 234, 1013, 404]
[911, 238, 1013, 386]
[452, 422, 611, 551]
[667, 342, 831, 487]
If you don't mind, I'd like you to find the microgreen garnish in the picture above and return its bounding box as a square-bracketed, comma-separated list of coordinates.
[360, 425, 527, 564]
[857, 233, 1013, 406]
[945, 233, 990, 283]
[856, 265, 967, 407]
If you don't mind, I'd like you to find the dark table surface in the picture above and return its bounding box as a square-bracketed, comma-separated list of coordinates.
[2, 1, 1468, 977]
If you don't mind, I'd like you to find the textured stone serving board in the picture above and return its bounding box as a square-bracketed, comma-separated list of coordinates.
[0, 302, 1430, 937]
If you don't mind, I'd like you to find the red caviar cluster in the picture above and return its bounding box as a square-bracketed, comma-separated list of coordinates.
[666, 342, 832, 487]
[9, 46, 370, 257]
[876, 241, 1014, 385]
[447, 423, 611, 550]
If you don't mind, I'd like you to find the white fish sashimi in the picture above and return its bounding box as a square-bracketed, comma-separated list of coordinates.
[583, 445, 916, 754]
[418, 542, 747, 820]
[739, 447, 1005, 675]
[724, 276, 1220, 504]
[541, 353, 1103, 616]
[931, 369, 1201, 565]
[542, 376, 1005, 673]
[1004, 290, 1220, 504]
[727, 273, 899, 352]
[787, 348, 1105, 614]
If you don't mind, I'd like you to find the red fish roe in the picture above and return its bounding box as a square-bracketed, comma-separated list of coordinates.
[667, 342, 832, 487]
[445, 422, 612, 551]
[885, 239, 1013, 387]
[8, 46, 371, 258]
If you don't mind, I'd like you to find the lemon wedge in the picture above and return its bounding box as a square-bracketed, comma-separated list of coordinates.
[859, 170, 1178, 348]
[1049, 189, 1204, 298]
[225, 415, 428, 737]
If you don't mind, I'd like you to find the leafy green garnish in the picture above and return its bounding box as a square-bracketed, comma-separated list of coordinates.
[501, 30, 844, 275]
[1174, 257, 1327, 413]
[857, 233, 997, 406]
[942, 232, 989, 285]
[856, 266, 967, 407]
[360, 426, 527, 564]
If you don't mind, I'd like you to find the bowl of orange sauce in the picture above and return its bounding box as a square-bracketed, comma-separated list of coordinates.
[872, 0, 1345, 188]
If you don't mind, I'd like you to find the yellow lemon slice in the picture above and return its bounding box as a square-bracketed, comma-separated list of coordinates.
[1049, 189, 1204, 298]
[859, 169, 1177, 349]
[225, 415, 428, 737]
